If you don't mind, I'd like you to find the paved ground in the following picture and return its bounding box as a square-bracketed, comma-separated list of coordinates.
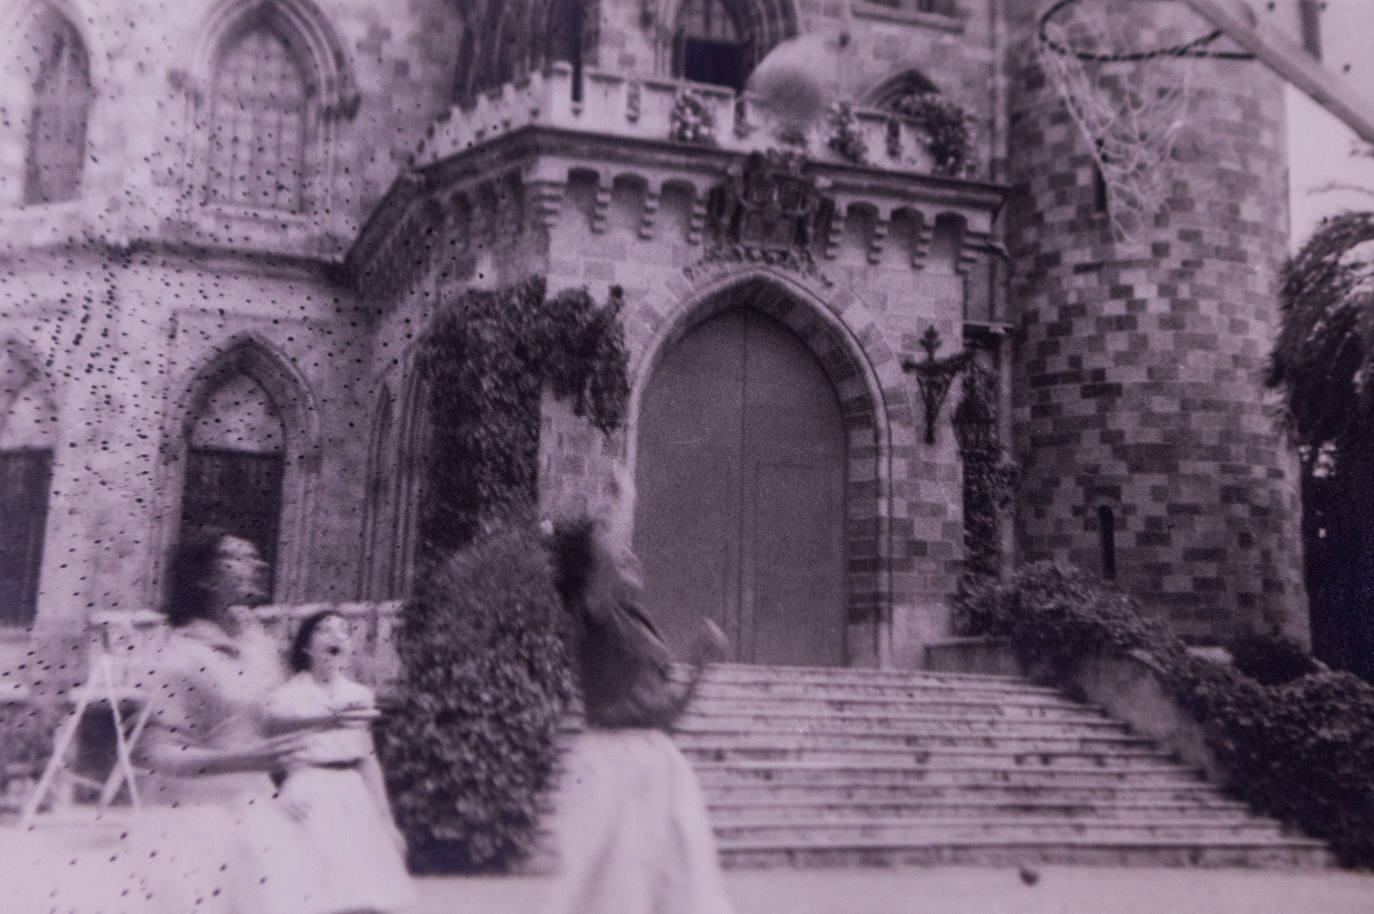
[414, 867, 1374, 914]
[5, 821, 1373, 913]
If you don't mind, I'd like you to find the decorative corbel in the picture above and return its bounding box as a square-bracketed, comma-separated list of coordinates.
[911, 217, 934, 269]
[957, 228, 987, 275]
[591, 181, 612, 234]
[901, 326, 972, 445]
[687, 190, 708, 245]
[640, 187, 661, 239]
[868, 214, 890, 265]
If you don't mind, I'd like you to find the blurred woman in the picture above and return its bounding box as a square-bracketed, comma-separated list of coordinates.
[263, 609, 415, 914]
[130, 531, 313, 913]
[544, 467, 735, 914]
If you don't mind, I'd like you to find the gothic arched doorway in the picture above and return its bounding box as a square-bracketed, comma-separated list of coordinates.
[635, 306, 847, 665]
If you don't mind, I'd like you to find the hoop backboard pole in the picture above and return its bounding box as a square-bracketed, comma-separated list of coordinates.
[1181, 0, 1374, 146]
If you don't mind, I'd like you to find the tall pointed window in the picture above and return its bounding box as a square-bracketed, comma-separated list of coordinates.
[674, 0, 748, 91]
[0, 361, 58, 626]
[23, 8, 92, 205]
[179, 373, 286, 597]
[207, 24, 311, 212]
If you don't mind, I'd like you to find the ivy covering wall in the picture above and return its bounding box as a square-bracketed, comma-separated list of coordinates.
[414, 276, 629, 556]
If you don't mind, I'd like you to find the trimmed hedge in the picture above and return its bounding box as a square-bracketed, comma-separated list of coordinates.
[375, 519, 573, 873]
[957, 562, 1374, 867]
[1228, 632, 1319, 686]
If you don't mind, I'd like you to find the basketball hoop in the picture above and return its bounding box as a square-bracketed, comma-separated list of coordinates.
[1036, 0, 1252, 241]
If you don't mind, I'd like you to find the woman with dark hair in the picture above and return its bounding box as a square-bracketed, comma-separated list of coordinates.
[543, 466, 735, 914]
[261, 610, 415, 914]
[129, 530, 315, 913]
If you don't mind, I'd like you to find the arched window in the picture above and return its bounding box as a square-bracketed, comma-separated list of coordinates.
[547, 0, 587, 102]
[0, 353, 57, 626]
[178, 372, 286, 596]
[866, 70, 940, 112]
[23, 7, 92, 205]
[673, 0, 748, 91]
[207, 21, 312, 212]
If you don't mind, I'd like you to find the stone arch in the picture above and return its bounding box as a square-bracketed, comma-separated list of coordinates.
[655, 0, 798, 86]
[180, 0, 358, 215]
[359, 381, 399, 600]
[390, 351, 430, 599]
[0, 336, 59, 627]
[163, 332, 321, 605]
[0, 0, 106, 83]
[629, 265, 903, 664]
[537, 0, 599, 94]
[864, 67, 944, 109]
[0, 0, 101, 207]
[190, 0, 357, 117]
[0, 336, 60, 445]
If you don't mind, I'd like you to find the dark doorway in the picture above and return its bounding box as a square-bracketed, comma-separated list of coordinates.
[635, 307, 847, 665]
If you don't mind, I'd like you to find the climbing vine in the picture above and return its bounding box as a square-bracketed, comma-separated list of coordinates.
[414, 277, 629, 558]
[826, 101, 868, 164]
[954, 360, 1019, 584]
[1267, 211, 1374, 682]
[891, 91, 974, 177]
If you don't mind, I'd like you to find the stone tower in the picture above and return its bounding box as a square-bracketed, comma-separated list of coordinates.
[1002, 2, 1307, 643]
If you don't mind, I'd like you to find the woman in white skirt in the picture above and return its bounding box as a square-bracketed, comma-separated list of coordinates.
[264, 610, 416, 914]
[545, 469, 734, 914]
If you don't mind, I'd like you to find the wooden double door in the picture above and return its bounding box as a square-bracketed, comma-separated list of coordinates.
[635, 308, 847, 666]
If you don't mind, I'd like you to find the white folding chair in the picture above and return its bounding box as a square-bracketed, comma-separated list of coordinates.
[19, 648, 152, 828]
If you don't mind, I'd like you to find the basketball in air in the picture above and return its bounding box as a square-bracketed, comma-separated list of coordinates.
[745, 32, 847, 126]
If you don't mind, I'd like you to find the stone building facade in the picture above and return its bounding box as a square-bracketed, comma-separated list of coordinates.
[0, 0, 1309, 678]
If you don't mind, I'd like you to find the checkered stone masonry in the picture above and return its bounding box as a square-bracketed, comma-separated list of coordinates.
[1002, 7, 1308, 644]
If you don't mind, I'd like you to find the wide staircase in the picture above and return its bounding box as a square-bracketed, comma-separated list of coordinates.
[663, 663, 1330, 869]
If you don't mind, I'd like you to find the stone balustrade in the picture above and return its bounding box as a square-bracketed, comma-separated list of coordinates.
[415, 63, 942, 176]
[88, 600, 405, 695]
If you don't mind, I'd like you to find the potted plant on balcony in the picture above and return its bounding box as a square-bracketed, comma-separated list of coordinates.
[889, 91, 973, 177]
[670, 89, 717, 146]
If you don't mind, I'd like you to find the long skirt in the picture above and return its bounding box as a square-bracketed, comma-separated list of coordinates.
[2, 792, 317, 914]
[544, 728, 734, 914]
[279, 765, 416, 914]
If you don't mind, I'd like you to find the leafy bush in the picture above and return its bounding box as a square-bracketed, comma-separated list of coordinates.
[891, 91, 974, 177]
[955, 562, 1176, 677]
[826, 102, 867, 163]
[416, 278, 628, 558]
[0, 700, 54, 797]
[956, 561, 1374, 866]
[375, 519, 574, 873]
[1229, 631, 1320, 686]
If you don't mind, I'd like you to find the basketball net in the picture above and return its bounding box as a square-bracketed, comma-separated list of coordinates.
[1037, 0, 1213, 242]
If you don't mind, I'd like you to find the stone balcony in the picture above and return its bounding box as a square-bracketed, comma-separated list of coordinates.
[415, 62, 946, 177]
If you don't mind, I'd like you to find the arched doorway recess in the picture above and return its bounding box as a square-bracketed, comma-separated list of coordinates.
[635, 301, 848, 666]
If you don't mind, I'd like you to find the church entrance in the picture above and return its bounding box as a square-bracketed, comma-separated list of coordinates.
[635, 306, 847, 666]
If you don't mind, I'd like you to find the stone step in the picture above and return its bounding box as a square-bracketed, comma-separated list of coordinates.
[698, 782, 1240, 806]
[562, 662, 1331, 869]
[712, 818, 1295, 846]
[716, 837, 1335, 869]
[705, 799, 1256, 824]
[684, 677, 1069, 702]
[672, 730, 1156, 755]
[678, 695, 1112, 720]
[680, 745, 1182, 769]
[691, 760, 1205, 787]
[672, 711, 1132, 738]
[685, 677, 1098, 705]
[680, 664, 1049, 691]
